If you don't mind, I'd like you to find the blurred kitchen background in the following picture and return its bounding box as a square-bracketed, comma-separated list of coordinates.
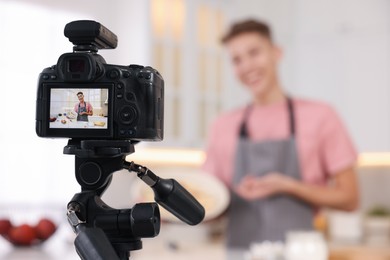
[1, 0, 390, 259]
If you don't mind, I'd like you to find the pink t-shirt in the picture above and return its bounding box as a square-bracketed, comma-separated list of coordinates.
[202, 98, 357, 187]
[74, 102, 93, 113]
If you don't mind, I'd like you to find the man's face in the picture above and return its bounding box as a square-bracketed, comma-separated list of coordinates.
[225, 32, 281, 98]
[77, 94, 84, 102]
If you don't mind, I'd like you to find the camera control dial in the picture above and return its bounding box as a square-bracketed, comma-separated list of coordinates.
[119, 106, 138, 125]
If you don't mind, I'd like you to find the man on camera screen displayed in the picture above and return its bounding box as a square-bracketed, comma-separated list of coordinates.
[74, 91, 93, 121]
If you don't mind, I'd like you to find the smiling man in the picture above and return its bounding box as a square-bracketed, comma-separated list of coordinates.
[74, 91, 93, 122]
[202, 19, 359, 253]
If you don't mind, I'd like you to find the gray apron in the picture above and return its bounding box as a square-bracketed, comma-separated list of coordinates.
[227, 98, 313, 249]
[77, 102, 89, 122]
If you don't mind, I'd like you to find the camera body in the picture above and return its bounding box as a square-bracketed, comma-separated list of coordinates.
[36, 20, 164, 141]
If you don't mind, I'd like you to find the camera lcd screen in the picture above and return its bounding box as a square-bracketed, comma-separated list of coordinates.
[49, 88, 109, 129]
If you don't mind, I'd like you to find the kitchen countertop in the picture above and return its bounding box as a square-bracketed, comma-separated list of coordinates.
[0, 238, 225, 260]
[49, 116, 107, 129]
[3, 242, 390, 260]
[0, 223, 225, 260]
[1, 225, 390, 260]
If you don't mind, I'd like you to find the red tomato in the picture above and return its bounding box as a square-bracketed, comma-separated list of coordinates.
[0, 219, 12, 235]
[35, 218, 56, 240]
[8, 224, 37, 246]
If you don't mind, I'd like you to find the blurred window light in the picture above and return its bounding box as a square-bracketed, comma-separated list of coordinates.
[171, 0, 186, 42]
[215, 9, 226, 46]
[0, 1, 91, 204]
[151, 0, 187, 142]
[128, 148, 390, 169]
[215, 54, 223, 94]
[196, 3, 226, 140]
[151, 0, 167, 38]
[127, 147, 205, 167]
[173, 45, 182, 87]
[198, 50, 208, 92]
[152, 42, 165, 75]
[150, 0, 226, 145]
[358, 153, 390, 168]
[199, 99, 207, 139]
[197, 4, 212, 47]
[173, 97, 181, 138]
[151, 0, 185, 42]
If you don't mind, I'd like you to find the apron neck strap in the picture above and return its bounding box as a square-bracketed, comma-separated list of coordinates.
[239, 97, 295, 138]
[287, 97, 295, 136]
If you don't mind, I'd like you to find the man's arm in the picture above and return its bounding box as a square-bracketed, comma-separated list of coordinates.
[286, 167, 359, 211]
[86, 103, 93, 116]
[235, 167, 359, 211]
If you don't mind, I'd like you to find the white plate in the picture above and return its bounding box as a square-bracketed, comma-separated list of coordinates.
[135, 170, 230, 223]
[66, 111, 77, 119]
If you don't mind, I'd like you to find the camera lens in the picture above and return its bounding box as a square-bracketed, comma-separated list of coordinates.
[119, 106, 138, 125]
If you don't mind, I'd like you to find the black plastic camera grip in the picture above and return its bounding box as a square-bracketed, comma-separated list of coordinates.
[74, 225, 120, 260]
[152, 178, 205, 226]
[124, 161, 205, 226]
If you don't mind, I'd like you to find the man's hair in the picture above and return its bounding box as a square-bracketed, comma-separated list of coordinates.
[221, 19, 273, 44]
[77, 92, 83, 96]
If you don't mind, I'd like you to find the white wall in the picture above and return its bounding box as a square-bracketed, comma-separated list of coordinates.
[226, 0, 390, 152]
[0, 0, 150, 205]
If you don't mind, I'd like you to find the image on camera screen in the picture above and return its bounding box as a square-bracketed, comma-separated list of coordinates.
[49, 88, 108, 129]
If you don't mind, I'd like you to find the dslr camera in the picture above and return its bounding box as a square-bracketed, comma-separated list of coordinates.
[34, 21, 204, 260]
[36, 20, 164, 141]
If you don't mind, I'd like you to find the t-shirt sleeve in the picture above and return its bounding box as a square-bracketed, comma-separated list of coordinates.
[88, 102, 93, 112]
[319, 106, 358, 176]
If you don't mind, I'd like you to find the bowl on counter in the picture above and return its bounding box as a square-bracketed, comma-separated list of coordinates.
[0, 218, 57, 246]
[49, 114, 57, 122]
[0, 205, 63, 247]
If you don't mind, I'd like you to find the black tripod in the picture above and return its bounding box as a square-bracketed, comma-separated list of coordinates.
[64, 139, 205, 260]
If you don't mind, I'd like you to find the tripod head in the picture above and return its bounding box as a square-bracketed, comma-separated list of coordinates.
[64, 139, 205, 260]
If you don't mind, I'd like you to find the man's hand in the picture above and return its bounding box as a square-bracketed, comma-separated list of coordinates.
[234, 168, 359, 211]
[234, 173, 295, 201]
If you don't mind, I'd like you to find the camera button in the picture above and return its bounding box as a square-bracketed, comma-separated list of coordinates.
[42, 74, 49, 80]
[108, 69, 120, 79]
[145, 74, 151, 80]
[117, 83, 124, 89]
[119, 129, 126, 135]
[117, 94, 123, 99]
[123, 71, 131, 78]
[126, 93, 135, 101]
[122, 112, 131, 121]
[50, 75, 57, 80]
